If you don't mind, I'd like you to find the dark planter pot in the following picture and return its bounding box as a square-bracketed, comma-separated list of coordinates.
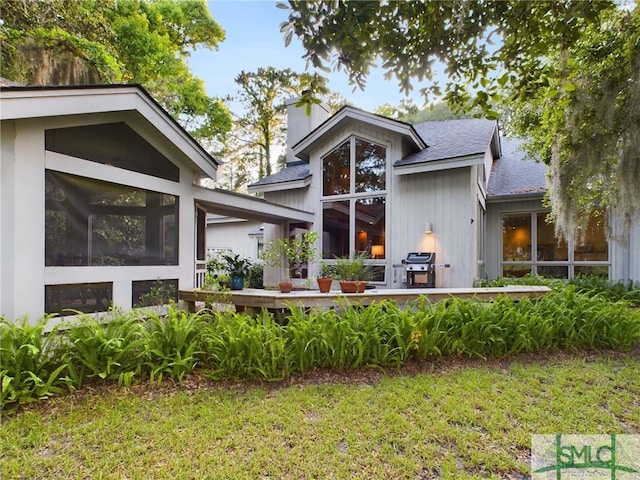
[339, 281, 367, 293]
[317, 277, 333, 293]
[278, 281, 293, 293]
[230, 276, 244, 290]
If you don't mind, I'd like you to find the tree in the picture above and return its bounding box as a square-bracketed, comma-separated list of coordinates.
[510, 6, 640, 240]
[0, 0, 231, 147]
[374, 100, 479, 123]
[224, 67, 329, 187]
[281, 1, 638, 238]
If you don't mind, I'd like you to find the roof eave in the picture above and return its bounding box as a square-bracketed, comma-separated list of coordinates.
[0, 84, 220, 176]
[394, 154, 485, 175]
[486, 191, 546, 203]
[247, 176, 312, 194]
[292, 106, 426, 161]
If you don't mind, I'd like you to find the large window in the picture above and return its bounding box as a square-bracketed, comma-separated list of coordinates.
[45, 282, 113, 316]
[45, 123, 179, 182]
[502, 212, 608, 278]
[321, 137, 387, 282]
[45, 171, 178, 266]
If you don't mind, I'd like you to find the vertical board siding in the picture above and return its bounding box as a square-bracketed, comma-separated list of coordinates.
[391, 167, 475, 287]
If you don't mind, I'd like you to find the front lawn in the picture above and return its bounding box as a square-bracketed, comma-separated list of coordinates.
[2, 350, 638, 479]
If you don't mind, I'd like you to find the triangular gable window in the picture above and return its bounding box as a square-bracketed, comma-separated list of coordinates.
[45, 122, 179, 182]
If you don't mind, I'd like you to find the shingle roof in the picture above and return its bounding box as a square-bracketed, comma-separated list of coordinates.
[487, 137, 547, 198]
[394, 118, 497, 166]
[249, 160, 310, 187]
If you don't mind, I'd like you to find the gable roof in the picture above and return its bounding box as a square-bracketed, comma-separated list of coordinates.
[293, 105, 426, 161]
[487, 137, 547, 200]
[0, 83, 220, 178]
[394, 118, 498, 169]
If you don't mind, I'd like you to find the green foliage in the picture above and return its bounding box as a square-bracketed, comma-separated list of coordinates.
[62, 312, 144, 387]
[140, 307, 206, 383]
[207, 251, 253, 278]
[202, 271, 231, 291]
[203, 311, 290, 379]
[284, 1, 639, 238]
[568, 275, 640, 307]
[219, 68, 330, 189]
[283, 1, 612, 110]
[0, 0, 231, 147]
[135, 280, 177, 307]
[479, 274, 640, 307]
[262, 231, 319, 278]
[333, 252, 374, 281]
[0, 317, 71, 411]
[247, 263, 264, 289]
[1, 281, 638, 411]
[509, 6, 640, 239]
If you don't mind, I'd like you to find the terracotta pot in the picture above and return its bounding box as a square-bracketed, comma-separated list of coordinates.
[339, 281, 367, 293]
[317, 277, 333, 293]
[278, 281, 293, 293]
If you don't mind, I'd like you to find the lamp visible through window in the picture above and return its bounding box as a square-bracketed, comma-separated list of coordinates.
[371, 244, 384, 258]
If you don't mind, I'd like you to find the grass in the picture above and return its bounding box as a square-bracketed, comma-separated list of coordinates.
[2, 350, 638, 479]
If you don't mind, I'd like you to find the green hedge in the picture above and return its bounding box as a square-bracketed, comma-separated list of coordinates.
[1, 283, 639, 411]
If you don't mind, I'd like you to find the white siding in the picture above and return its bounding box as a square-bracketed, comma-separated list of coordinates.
[391, 167, 477, 287]
[1, 113, 206, 321]
[206, 220, 262, 260]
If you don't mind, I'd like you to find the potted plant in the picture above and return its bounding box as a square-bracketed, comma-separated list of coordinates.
[262, 231, 318, 292]
[317, 260, 334, 293]
[333, 252, 373, 293]
[207, 251, 252, 290]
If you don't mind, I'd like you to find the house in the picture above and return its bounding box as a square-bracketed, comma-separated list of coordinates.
[2, 83, 637, 322]
[0, 83, 312, 321]
[244, 100, 640, 288]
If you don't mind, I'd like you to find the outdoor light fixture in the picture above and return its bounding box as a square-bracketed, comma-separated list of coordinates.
[424, 222, 433, 234]
[371, 244, 384, 258]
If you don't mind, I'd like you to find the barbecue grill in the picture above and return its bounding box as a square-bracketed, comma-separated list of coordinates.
[405, 252, 436, 288]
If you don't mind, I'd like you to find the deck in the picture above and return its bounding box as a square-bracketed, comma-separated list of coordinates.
[178, 285, 552, 313]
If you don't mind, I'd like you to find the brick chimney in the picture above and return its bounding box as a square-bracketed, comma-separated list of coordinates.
[286, 96, 329, 164]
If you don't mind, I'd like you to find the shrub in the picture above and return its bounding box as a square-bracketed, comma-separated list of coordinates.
[0, 317, 71, 410]
[247, 263, 264, 289]
[569, 275, 640, 306]
[1, 281, 638, 411]
[140, 307, 207, 383]
[62, 311, 144, 387]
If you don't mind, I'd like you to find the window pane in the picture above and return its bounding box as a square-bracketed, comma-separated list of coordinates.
[537, 266, 568, 279]
[323, 141, 350, 196]
[355, 138, 386, 193]
[132, 279, 178, 307]
[45, 282, 112, 315]
[355, 197, 386, 258]
[45, 171, 178, 266]
[574, 265, 609, 278]
[502, 265, 532, 278]
[575, 216, 608, 261]
[536, 212, 568, 261]
[45, 123, 179, 182]
[322, 200, 349, 258]
[370, 266, 386, 282]
[502, 214, 532, 261]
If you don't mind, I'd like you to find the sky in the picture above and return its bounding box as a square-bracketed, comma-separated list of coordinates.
[188, 0, 429, 113]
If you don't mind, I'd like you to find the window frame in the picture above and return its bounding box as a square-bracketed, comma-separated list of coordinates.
[500, 210, 610, 279]
[319, 135, 389, 282]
